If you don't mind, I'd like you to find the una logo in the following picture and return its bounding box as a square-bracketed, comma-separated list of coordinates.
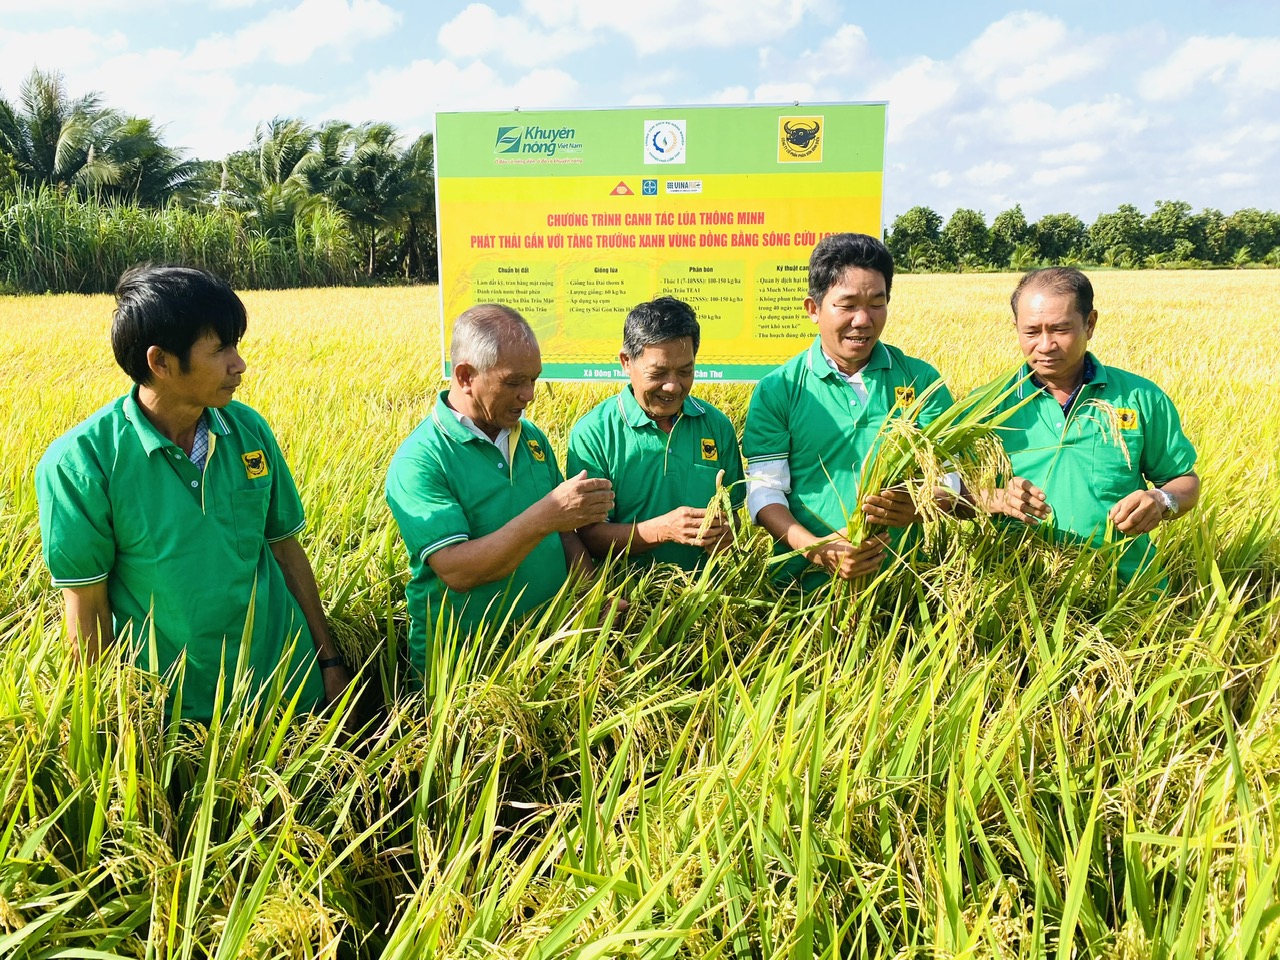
[778, 116, 823, 162]
[526, 438, 547, 462]
[894, 385, 916, 407]
[701, 438, 718, 461]
[242, 450, 269, 479]
[1116, 407, 1139, 430]
[494, 126, 522, 154]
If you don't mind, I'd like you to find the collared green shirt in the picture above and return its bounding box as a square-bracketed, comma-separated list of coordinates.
[566, 387, 745, 571]
[36, 391, 323, 722]
[987, 353, 1197, 579]
[385, 393, 568, 677]
[742, 338, 953, 585]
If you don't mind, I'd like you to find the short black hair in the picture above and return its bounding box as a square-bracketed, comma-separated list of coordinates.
[1010, 267, 1094, 320]
[622, 296, 700, 358]
[807, 233, 895, 303]
[111, 265, 248, 385]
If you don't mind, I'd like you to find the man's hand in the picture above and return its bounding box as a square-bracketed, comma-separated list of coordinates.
[862, 486, 920, 527]
[806, 531, 889, 581]
[1109, 489, 1167, 536]
[982, 477, 1051, 524]
[321, 663, 352, 705]
[642, 506, 730, 551]
[541, 470, 615, 531]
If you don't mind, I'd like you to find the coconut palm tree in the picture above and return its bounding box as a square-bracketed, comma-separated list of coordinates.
[330, 123, 421, 277]
[0, 68, 192, 205]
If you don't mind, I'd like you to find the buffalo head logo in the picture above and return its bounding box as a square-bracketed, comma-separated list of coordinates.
[241, 450, 269, 479]
[701, 438, 718, 461]
[783, 119, 820, 148]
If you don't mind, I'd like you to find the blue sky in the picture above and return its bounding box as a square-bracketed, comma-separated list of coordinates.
[2, 0, 1277, 222]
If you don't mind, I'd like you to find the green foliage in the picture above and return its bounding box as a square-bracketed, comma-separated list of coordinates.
[0, 185, 358, 292]
[889, 205, 945, 266]
[991, 204, 1035, 268]
[1034, 212, 1087, 264]
[943, 207, 990, 268]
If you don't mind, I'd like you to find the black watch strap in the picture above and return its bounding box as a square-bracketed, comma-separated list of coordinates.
[317, 656, 346, 670]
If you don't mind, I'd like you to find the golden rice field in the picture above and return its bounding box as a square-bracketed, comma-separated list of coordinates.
[1, 271, 1278, 957]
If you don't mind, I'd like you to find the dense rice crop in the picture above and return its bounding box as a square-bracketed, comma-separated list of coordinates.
[1, 272, 1278, 956]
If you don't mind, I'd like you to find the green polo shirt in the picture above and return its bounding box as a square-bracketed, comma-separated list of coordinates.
[986, 353, 1197, 580]
[36, 391, 324, 723]
[565, 387, 745, 571]
[742, 338, 953, 586]
[385, 393, 568, 677]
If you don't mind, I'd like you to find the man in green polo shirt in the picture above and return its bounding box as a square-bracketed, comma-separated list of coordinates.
[979, 267, 1199, 580]
[385, 304, 614, 679]
[36, 265, 348, 723]
[742, 233, 953, 588]
[566, 296, 745, 572]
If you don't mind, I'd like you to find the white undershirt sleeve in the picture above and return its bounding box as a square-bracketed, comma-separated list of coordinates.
[746, 457, 791, 523]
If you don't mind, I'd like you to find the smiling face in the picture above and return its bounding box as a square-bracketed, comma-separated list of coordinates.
[620, 336, 696, 424]
[1014, 285, 1097, 386]
[153, 330, 246, 409]
[805, 266, 889, 374]
[456, 337, 542, 437]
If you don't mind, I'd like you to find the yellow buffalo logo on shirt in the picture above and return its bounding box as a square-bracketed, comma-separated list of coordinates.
[241, 450, 269, 479]
[701, 438, 717, 461]
[894, 385, 916, 407]
[526, 438, 546, 462]
[1116, 407, 1139, 430]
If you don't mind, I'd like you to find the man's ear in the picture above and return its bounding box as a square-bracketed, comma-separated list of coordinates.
[145, 345, 172, 381]
[803, 296, 819, 323]
[1085, 309, 1098, 339]
[619, 350, 631, 374]
[454, 361, 477, 393]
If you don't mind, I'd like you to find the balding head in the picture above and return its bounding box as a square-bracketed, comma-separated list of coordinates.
[450, 304, 539, 374]
[1010, 267, 1094, 322]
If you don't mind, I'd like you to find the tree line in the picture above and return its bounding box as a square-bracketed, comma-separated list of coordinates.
[888, 202, 1280, 272]
[0, 70, 434, 293]
[3, 68, 1277, 294]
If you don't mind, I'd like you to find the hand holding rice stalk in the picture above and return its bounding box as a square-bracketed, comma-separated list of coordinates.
[845, 370, 1031, 547]
[696, 468, 737, 552]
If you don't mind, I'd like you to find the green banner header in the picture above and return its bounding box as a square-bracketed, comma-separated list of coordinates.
[436, 104, 886, 179]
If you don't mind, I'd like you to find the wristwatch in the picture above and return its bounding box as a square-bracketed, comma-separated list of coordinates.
[1154, 489, 1178, 518]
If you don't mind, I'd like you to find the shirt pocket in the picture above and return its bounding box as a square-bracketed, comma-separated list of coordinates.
[1090, 428, 1144, 504]
[231, 485, 271, 560]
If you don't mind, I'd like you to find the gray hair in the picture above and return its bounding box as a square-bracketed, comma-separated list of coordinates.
[450, 304, 537, 372]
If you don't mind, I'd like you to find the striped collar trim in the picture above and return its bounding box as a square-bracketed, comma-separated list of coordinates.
[124, 388, 230, 456]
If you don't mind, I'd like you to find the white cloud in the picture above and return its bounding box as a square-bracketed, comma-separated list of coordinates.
[525, 0, 825, 55]
[708, 85, 750, 103]
[330, 58, 579, 127]
[957, 11, 1106, 99]
[190, 0, 399, 69]
[1037, 142, 1105, 165]
[0, 27, 128, 99]
[438, 4, 594, 68]
[928, 171, 953, 187]
[868, 57, 959, 141]
[1030, 164, 1088, 186]
[1139, 35, 1280, 101]
[965, 95, 1148, 145]
[964, 161, 1014, 186]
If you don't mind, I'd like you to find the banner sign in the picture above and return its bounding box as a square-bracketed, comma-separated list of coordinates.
[435, 103, 886, 381]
